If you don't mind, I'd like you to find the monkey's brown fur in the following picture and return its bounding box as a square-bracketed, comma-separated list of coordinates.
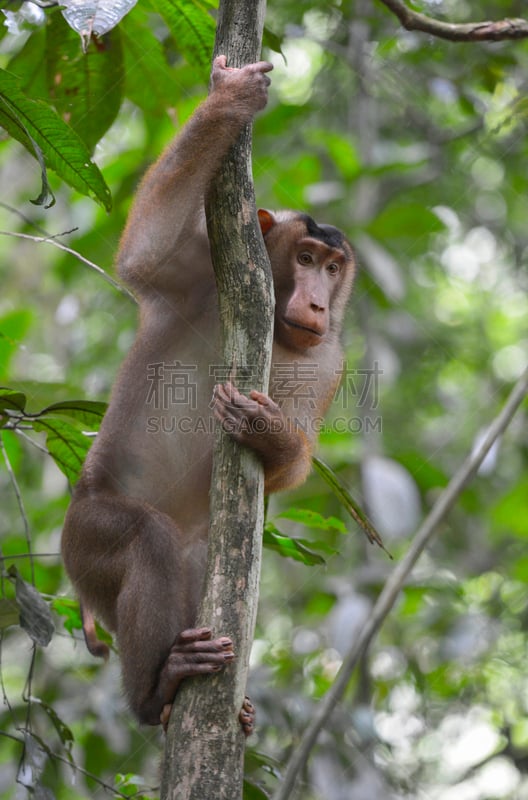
[62, 57, 355, 728]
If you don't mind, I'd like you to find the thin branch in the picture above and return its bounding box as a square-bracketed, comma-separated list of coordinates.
[377, 0, 528, 42]
[0, 230, 137, 303]
[11, 429, 51, 457]
[0, 552, 60, 561]
[0, 434, 34, 584]
[274, 365, 528, 800]
[0, 202, 51, 235]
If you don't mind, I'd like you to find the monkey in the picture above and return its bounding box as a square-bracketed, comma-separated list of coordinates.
[61, 56, 356, 731]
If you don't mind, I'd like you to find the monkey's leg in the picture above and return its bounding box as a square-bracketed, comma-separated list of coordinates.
[119, 588, 235, 725]
[62, 492, 234, 725]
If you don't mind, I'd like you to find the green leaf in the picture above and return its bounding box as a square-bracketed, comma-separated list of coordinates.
[0, 388, 27, 415]
[243, 779, 271, 800]
[46, 15, 125, 152]
[121, 6, 179, 114]
[33, 417, 92, 482]
[244, 749, 282, 779]
[263, 25, 284, 58]
[52, 597, 113, 649]
[31, 697, 74, 754]
[277, 508, 347, 533]
[51, 597, 82, 635]
[0, 67, 112, 209]
[114, 773, 149, 797]
[6, 25, 48, 101]
[40, 399, 107, 429]
[148, 0, 215, 79]
[263, 523, 327, 566]
[312, 456, 391, 557]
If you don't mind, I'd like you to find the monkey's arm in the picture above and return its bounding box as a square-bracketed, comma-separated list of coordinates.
[213, 382, 315, 493]
[116, 56, 272, 296]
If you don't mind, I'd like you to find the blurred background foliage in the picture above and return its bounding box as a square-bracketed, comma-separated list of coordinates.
[0, 0, 527, 798]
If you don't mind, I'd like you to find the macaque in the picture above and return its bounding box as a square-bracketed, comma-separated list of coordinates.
[61, 56, 356, 730]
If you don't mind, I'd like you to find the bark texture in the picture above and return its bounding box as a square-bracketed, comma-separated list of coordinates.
[160, 2, 271, 799]
[379, 0, 528, 41]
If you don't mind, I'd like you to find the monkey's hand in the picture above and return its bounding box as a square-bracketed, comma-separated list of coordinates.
[213, 381, 309, 474]
[210, 55, 273, 117]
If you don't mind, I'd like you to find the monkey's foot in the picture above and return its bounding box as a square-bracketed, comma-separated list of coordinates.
[162, 694, 256, 735]
[239, 696, 256, 737]
[158, 627, 235, 728]
[163, 627, 235, 682]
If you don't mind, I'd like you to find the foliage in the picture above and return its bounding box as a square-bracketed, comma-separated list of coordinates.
[0, 2, 527, 799]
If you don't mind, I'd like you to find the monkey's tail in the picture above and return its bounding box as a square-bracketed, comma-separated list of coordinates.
[81, 603, 110, 661]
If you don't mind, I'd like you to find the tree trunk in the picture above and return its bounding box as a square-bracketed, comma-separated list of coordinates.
[160, 2, 272, 799]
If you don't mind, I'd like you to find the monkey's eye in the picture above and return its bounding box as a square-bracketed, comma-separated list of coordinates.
[298, 252, 313, 266]
[327, 262, 340, 276]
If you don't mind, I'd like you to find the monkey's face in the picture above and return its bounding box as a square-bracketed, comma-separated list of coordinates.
[259, 211, 355, 353]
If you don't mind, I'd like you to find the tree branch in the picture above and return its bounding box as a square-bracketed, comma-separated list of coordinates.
[274, 365, 528, 800]
[0, 230, 136, 303]
[160, 2, 272, 799]
[377, 0, 528, 42]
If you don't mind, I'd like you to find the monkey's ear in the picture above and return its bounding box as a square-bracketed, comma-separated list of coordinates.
[257, 208, 276, 236]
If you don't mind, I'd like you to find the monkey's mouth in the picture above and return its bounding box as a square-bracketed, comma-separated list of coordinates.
[283, 318, 323, 338]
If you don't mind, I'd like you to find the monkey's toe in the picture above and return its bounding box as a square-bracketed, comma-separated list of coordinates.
[178, 627, 213, 642]
[239, 696, 256, 737]
[161, 703, 172, 731]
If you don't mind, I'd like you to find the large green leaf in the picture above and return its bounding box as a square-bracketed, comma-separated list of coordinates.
[0, 388, 27, 416]
[5, 25, 48, 101]
[7, 15, 124, 150]
[40, 399, 107, 429]
[33, 417, 92, 482]
[148, 0, 215, 79]
[0, 68, 112, 209]
[121, 6, 179, 114]
[46, 15, 124, 152]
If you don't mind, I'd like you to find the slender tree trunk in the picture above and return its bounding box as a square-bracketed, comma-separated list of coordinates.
[160, 2, 272, 799]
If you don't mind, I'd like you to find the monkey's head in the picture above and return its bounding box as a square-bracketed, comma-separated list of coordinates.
[258, 209, 356, 353]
